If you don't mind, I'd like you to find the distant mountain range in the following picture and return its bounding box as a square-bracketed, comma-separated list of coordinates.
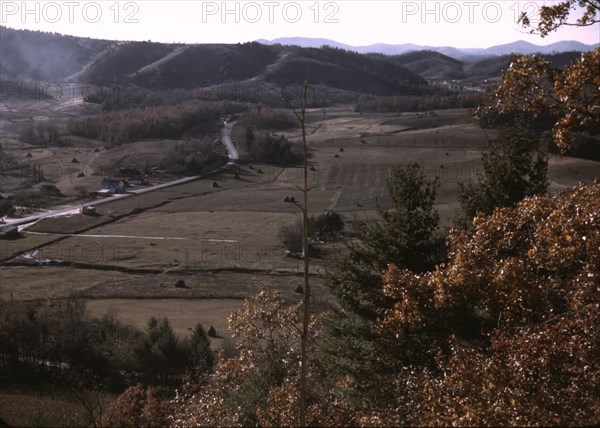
[0, 27, 596, 98]
[256, 38, 600, 61]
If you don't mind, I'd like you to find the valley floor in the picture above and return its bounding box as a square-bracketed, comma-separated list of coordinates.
[1, 106, 598, 341]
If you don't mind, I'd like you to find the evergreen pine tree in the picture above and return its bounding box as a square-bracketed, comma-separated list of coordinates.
[457, 119, 549, 226]
[133, 317, 187, 385]
[189, 323, 214, 370]
[318, 163, 441, 408]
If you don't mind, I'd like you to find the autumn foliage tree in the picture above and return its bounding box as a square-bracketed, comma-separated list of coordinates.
[100, 385, 171, 428]
[476, 1, 600, 154]
[475, 49, 600, 154]
[171, 289, 302, 427]
[520, 0, 600, 37]
[370, 182, 600, 426]
[169, 289, 353, 427]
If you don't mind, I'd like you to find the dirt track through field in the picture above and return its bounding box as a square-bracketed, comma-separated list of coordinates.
[25, 231, 238, 242]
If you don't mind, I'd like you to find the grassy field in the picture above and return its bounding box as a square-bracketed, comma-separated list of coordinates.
[85, 298, 245, 343]
[2, 106, 599, 337]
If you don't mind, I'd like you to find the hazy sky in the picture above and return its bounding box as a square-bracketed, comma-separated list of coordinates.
[1, 1, 599, 47]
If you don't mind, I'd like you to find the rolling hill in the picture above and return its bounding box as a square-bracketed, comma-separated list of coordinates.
[373, 48, 589, 85]
[383, 51, 465, 81]
[463, 50, 588, 83]
[0, 27, 425, 96]
[0, 26, 112, 81]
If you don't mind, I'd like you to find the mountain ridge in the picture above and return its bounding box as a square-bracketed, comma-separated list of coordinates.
[256, 37, 599, 61]
[1, 27, 595, 99]
[0, 27, 426, 96]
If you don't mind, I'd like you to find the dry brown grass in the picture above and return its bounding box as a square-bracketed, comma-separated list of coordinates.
[86, 298, 244, 340]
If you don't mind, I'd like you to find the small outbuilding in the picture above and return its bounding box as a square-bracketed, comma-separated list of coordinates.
[81, 206, 97, 215]
[101, 178, 128, 193]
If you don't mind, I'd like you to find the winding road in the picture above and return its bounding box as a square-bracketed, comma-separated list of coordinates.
[222, 121, 239, 164]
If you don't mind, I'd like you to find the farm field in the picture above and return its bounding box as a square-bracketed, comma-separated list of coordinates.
[1, 106, 599, 338]
[85, 298, 245, 347]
